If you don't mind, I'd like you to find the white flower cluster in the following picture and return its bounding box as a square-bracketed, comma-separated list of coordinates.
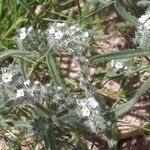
[135, 12, 150, 49]
[77, 96, 99, 117]
[110, 60, 127, 71]
[16, 79, 48, 103]
[16, 23, 90, 55]
[46, 22, 90, 54]
[138, 13, 150, 30]
[76, 96, 105, 132]
[0, 65, 20, 83]
[18, 26, 33, 41]
[0, 66, 49, 104]
[16, 26, 46, 53]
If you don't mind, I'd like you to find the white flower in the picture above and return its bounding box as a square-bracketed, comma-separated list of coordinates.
[61, 23, 65, 27]
[76, 27, 80, 31]
[110, 60, 115, 67]
[27, 26, 33, 33]
[16, 89, 25, 98]
[138, 13, 150, 30]
[83, 32, 89, 38]
[111, 60, 125, 70]
[56, 86, 62, 91]
[70, 26, 76, 30]
[81, 107, 90, 117]
[19, 27, 26, 40]
[138, 14, 149, 23]
[57, 23, 65, 27]
[48, 27, 55, 34]
[54, 31, 63, 40]
[24, 80, 30, 85]
[144, 20, 150, 29]
[38, 29, 41, 33]
[20, 27, 26, 33]
[114, 62, 124, 69]
[76, 99, 87, 107]
[87, 97, 99, 108]
[2, 73, 13, 83]
[34, 80, 40, 85]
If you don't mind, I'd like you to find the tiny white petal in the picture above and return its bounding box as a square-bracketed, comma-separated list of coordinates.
[138, 15, 147, 23]
[76, 28, 80, 31]
[56, 86, 62, 90]
[88, 97, 99, 108]
[144, 20, 150, 29]
[20, 33, 26, 40]
[48, 27, 55, 34]
[2, 73, 13, 83]
[24, 80, 30, 85]
[16, 89, 25, 98]
[84, 32, 89, 38]
[61, 23, 65, 27]
[110, 60, 115, 67]
[34, 81, 40, 84]
[38, 29, 41, 33]
[81, 107, 90, 117]
[57, 23, 65, 27]
[139, 25, 143, 30]
[95, 110, 99, 114]
[27, 26, 33, 33]
[111, 60, 124, 70]
[54, 31, 63, 40]
[46, 83, 51, 87]
[115, 62, 124, 69]
[19, 27, 27, 40]
[70, 26, 76, 30]
[20, 27, 26, 33]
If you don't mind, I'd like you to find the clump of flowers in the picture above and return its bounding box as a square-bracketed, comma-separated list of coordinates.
[138, 13, 150, 30]
[110, 60, 128, 71]
[134, 12, 150, 49]
[9, 23, 106, 135]
[0, 65, 49, 104]
[0, 65, 21, 83]
[76, 95, 105, 133]
[16, 26, 47, 53]
[46, 22, 90, 54]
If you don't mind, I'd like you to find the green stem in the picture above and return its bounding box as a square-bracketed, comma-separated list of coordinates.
[76, 0, 82, 17]
[27, 54, 46, 79]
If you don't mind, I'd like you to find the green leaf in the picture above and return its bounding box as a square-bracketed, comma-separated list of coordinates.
[0, 0, 3, 17]
[1, 17, 27, 38]
[46, 124, 57, 150]
[115, 0, 139, 27]
[0, 50, 31, 59]
[7, 120, 31, 128]
[18, 0, 31, 13]
[90, 49, 150, 64]
[46, 50, 66, 89]
[105, 125, 118, 150]
[111, 77, 150, 118]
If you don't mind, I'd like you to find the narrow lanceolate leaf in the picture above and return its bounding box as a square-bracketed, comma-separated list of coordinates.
[46, 51, 66, 89]
[1, 17, 27, 38]
[46, 124, 57, 150]
[115, 0, 139, 27]
[111, 77, 150, 118]
[0, 0, 3, 17]
[9, 120, 31, 128]
[90, 49, 150, 64]
[0, 50, 31, 59]
[18, 0, 31, 13]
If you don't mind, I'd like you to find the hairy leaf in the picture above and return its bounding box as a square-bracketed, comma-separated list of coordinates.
[115, 0, 139, 27]
[90, 49, 150, 64]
